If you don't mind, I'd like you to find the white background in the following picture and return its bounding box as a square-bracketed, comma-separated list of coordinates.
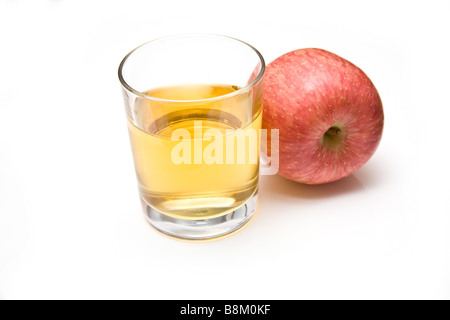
[0, 0, 449, 300]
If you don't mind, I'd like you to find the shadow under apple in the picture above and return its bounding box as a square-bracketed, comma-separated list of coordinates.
[260, 173, 365, 200]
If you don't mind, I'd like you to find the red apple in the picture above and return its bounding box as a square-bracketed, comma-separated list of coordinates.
[263, 48, 384, 184]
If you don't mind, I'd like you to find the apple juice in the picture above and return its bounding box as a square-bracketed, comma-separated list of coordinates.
[127, 84, 262, 220]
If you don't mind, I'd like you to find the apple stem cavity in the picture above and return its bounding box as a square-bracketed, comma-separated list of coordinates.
[321, 125, 344, 150]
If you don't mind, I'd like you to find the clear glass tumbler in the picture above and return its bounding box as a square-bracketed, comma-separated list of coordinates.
[119, 34, 265, 239]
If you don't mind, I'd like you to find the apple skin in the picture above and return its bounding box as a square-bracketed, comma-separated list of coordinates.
[263, 48, 384, 184]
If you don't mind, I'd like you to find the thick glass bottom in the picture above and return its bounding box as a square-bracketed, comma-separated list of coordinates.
[142, 191, 258, 240]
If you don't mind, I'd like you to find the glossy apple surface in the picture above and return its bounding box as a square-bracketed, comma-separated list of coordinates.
[263, 48, 384, 184]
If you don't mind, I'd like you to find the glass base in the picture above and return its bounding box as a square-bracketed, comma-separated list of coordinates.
[142, 191, 258, 240]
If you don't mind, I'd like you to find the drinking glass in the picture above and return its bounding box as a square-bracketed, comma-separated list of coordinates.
[119, 34, 265, 239]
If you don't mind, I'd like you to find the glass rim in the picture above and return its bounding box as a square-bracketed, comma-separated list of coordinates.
[118, 33, 266, 103]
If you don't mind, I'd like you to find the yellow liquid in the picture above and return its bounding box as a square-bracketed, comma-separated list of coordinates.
[127, 84, 262, 220]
